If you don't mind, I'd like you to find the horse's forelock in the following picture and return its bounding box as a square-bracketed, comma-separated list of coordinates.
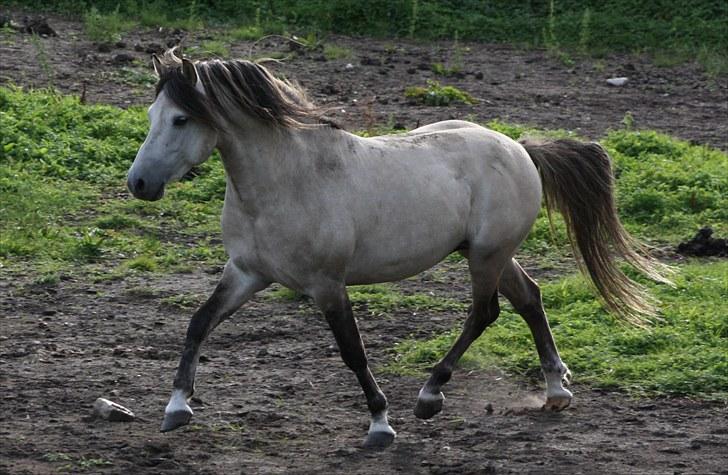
[156, 69, 220, 130]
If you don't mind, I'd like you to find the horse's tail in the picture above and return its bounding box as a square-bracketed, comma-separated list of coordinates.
[520, 138, 672, 324]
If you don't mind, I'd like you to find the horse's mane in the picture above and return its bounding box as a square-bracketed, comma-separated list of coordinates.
[155, 50, 336, 130]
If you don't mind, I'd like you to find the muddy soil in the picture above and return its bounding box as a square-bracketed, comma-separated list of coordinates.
[2, 263, 728, 475]
[1, 9, 727, 149]
[1, 8, 727, 475]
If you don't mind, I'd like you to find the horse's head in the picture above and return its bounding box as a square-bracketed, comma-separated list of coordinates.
[127, 53, 218, 201]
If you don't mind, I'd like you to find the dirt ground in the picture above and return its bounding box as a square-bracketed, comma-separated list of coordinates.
[1, 8, 727, 475]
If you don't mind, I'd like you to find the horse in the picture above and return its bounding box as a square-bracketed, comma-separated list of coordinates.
[126, 50, 669, 449]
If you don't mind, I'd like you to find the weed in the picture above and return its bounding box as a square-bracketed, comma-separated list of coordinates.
[160, 293, 204, 309]
[125, 286, 160, 298]
[29, 34, 53, 85]
[76, 457, 113, 469]
[578, 7, 592, 55]
[43, 452, 72, 462]
[33, 271, 61, 286]
[230, 25, 264, 41]
[621, 111, 635, 130]
[126, 255, 157, 271]
[68, 229, 106, 262]
[323, 44, 352, 60]
[114, 67, 157, 87]
[349, 284, 466, 315]
[266, 286, 307, 302]
[95, 214, 141, 230]
[431, 62, 460, 77]
[83, 6, 132, 43]
[697, 45, 728, 77]
[196, 40, 230, 57]
[409, 0, 419, 38]
[405, 80, 477, 106]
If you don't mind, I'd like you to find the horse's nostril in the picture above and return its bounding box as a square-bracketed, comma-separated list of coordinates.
[136, 178, 145, 191]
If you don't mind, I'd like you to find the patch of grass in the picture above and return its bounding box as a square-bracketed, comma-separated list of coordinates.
[83, 6, 133, 43]
[125, 255, 157, 271]
[42, 452, 72, 462]
[390, 262, 728, 399]
[0, 86, 228, 274]
[431, 62, 460, 77]
[160, 293, 204, 309]
[405, 80, 477, 106]
[75, 457, 113, 469]
[323, 44, 352, 60]
[266, 286, 307, 302]
[125, 286, 160, 299]
[113, 66, 157, 87]
[230, 25, 264, 41]
[264, 283, 465, 315]
[349, 284, 466, 315]
[194, 40, 230, 58]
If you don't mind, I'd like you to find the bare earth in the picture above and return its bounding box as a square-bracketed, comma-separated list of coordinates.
[1, 9, 727, 475]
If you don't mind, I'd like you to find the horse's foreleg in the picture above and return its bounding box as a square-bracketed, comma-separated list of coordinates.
[161, 261, 268, 432]
[499, 259, 572, 411]
[414, 252, 505, 419]
[313, 285, 395, 449]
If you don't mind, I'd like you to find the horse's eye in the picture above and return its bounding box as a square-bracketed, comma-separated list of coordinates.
[173, 116, 188, 126]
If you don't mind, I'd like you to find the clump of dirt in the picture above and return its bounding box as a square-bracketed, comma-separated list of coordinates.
[677, 227, 728, 257]
[1, 15, 57, 36]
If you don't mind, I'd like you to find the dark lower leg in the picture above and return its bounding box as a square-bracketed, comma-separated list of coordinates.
[499, 260, 571, 409]
[415, 291, 500, 419]
[318, 289, 393, 447]
[161, 265, 266, 432]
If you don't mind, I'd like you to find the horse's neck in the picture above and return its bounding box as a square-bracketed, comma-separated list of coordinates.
[217, 122, 342, 204]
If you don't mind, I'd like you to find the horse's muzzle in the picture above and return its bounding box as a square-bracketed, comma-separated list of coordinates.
[127, 176, 165, 201]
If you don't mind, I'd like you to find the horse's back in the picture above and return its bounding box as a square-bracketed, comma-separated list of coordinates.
[339, 122, 541, 282]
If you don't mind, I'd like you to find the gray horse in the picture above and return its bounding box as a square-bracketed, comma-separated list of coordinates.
[127, 50, 668, 448]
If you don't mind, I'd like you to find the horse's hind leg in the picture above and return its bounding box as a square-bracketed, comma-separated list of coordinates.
[160, 261, 268, 432]
[414, 251, 506, 419]
[499, 259, 572, 411]
[312, 284, 395, 449]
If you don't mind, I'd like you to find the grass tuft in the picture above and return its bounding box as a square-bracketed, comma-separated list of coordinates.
[405, 80, 477, 106]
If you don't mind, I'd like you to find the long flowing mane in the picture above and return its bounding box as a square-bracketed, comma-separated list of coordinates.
[154, 50, 331, 130]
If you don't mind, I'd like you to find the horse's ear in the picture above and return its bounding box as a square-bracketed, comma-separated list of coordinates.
[152, 54, 164, 77]
[181, 58, 198, 85]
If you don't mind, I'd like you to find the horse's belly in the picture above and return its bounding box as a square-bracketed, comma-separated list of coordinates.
[344, 223, 465, 285]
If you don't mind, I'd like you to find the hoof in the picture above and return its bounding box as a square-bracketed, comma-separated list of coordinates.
[542, 394, 572, 412]
[160, 410, 193, 432]
[414, 392, 444, 420]
[363, 431, 395, 450]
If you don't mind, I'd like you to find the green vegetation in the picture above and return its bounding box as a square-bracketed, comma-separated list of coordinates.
[0, 86, 226, 274]
[83, 6, 134, 43]
[267, 284, 466, 315]
[43, 452, 113, 471]
[323, 44, 352, 61]
[405, 80, 477, 106]
[1, 85, 726, 399]
[391, 262, 728, 400]
[431, 62, 461, 77]
[9, 0, 728, 74]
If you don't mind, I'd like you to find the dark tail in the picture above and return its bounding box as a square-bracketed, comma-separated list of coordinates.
[520, 138, 672, 324]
